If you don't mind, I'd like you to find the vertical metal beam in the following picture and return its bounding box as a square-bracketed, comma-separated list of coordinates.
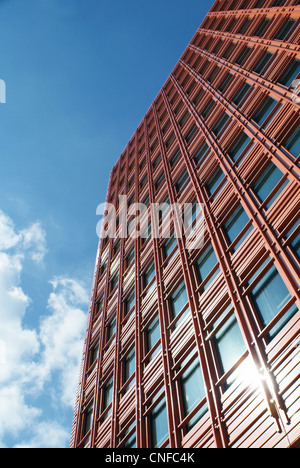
[179, 57, 300, 183]
[90, 161, 123, 448]
[144, 115, 181, 448]
[110, 150, 130, 447]
[133, 133, 145, 449]
[73, 168, 115, 448]
[153, 101, 228, 448]
[161, 85, 289, 431]
[171, 71, 300, 308]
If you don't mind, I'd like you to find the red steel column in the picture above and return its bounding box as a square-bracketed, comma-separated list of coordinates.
[90, 162, 123, 448]
[133, 133, 146, 448]
[180, 55, 300, 183]
[161, 87, 288, 432]
[170, 71, 300, 309]
[152, 102, 228, 448]
[143, 117, 181, 448]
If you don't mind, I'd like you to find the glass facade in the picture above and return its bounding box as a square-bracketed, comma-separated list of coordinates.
[72, 0, 300, 450]
[213, 315, 246, 377]
[196, 244, 220, 291]
[150, 398, 169, 448]
[180, 360, 207, 430]
[170, 283, 189, 321]
[250, 265, 297, 339]
[223, 205, 252, 251]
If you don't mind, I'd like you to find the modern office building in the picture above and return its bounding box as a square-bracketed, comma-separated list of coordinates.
[71, 0, 300, 449]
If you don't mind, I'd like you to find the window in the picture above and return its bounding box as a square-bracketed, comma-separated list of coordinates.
[128, 176, 134, 188]
[212, 38, 223, 54]
[123, 431, 136, 449]
[238, 18, 251, 35]
[179, 111, 190, 127]
[235, 46, 251, 66]
[206, 167, 225, 199]
[253, 18, 270, 37]
[162, 120, 171, 134]
[142, 222, 152, 244]
[175, 170, 189, 193]
[201, 99, 215, 119]
[228, 132, 252, 164]
[170, 283, 189, 323]
[196, 244, 220, 291]
[151, 139, 158, 153]
[252, 96, 279, 127]
[83, 405, 94, 437]
[110, 273, 119, 292]
[170, 149, 181, 167]
[205, 167, 224, 198]
[95, 297, 104, 316]
[218, 73, 234, 93]
[193, 142, 209, 165]
[253, 52, 273, 75]
[226, 17, 237, 32]
[155, 173, 165, 192]
[125, 291, 135, 316]
[126, 249, 135, 268]
[278, 59, 300, 87]
[249, 264, 298, 339]
[165, 133, 175, 149]
[207, 65, 220, 83]
[185, 125, 198, 143]
[90, 343, 99, 366]
[222, 42, 236, 60]
[124, 350, 135, 389]
[252, 162, 288, 209]
[144, 263, 156, 288]
[108, 317, 116, 340]
[147, 317, 161, 359]
[223, 205, 252, 251]
[254, 0, 264, 7]
[282, 121, 300, 157]
[140, 174, 148, 189]
[184, 200, 201, 230]
[213, 314, 246, 384]
[275, 19, 296, 41]
[193, 89, 204, 106]
[153, 153, 161, 168]
[150, 398, 169, 448]
[233, 82, 251, 106]
[180, 360, 207, 431]
[212, 113, 229, 137]
[163, 234, 177, 262]
[291, 232, 300, 259]
[285, 220, 300, 260]
[103, 378, 114, 418]
[158, 197, 170, 223]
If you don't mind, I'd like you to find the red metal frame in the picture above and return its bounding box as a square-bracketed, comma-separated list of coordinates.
[71, 0, 300, 449]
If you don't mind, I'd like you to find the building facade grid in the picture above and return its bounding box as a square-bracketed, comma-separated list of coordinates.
[71, 0, 300, 449]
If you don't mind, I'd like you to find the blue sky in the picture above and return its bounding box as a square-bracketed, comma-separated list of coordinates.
[0, 0, 211, 448]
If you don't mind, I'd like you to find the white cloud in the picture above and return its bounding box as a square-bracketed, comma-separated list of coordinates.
[39, 277, 88, 408]
[0, 211, 20, 250]
[0, 250, 40, 385]
[0, 210, 47, 264]
[14, 421, 70, 449]
[0, 385, 41, 443]
[20, 222, 48, 264]
[0, 210, 89, 447]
